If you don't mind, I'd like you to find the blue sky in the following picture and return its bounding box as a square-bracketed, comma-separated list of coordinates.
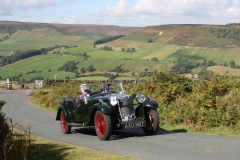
[0, 0, 240, 27]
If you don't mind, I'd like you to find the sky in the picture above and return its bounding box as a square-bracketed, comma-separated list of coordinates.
[0, 0, 240, 27]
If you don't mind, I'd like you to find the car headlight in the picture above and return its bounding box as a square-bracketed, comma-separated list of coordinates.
[136, 93, 145, 103]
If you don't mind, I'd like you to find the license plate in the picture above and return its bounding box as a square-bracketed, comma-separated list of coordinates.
[123, 121, 146, 129]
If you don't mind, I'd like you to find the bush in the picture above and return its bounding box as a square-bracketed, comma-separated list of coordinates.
[0, 100, 35, 160]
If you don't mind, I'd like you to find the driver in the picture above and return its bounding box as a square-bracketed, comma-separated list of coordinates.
[102, 85, 109, 93]
[75, 84, 90, 109]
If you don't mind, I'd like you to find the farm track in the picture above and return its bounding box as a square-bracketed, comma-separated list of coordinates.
[1, 89, 240, 160]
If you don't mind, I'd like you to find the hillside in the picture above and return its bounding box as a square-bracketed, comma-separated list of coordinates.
[1, 22, 240, 81]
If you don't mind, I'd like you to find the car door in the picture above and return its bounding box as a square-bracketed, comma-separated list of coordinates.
[74, 96, 91, 123]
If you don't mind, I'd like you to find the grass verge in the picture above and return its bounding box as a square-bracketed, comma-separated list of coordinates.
[162, 124, 240, 138]
[33, 136, 136, 160]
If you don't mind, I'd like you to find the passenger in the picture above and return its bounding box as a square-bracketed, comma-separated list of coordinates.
[75, 85, 90, 109]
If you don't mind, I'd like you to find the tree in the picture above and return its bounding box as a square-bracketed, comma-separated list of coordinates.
[75, 71, 80, 77]
[104, 46, 109, 50]
[80, 68, 86, 74]
[148, 39, 153, 43]
[229, 60, 235, 68]
[87, 65, 95, 72]
[114, 66, 122, 73]
[132, 48, 136, 52]
[151, 57, 159, 61]
[121, 48, 125, 52]
[207, 60, 214, 66]
[223, 62, 228, 67]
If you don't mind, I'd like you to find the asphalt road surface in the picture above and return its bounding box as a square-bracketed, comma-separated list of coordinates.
[1, 89, 240, 160]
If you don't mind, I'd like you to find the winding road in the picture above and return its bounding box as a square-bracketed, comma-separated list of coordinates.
[1, 89, 240, 160]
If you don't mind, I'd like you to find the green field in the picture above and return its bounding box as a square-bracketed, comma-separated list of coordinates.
[76, 76, 109, 80]
[207, 66, 240, 76]
[121, 59, 155, 72]
[0, 28, 94, 56]
[94, 59, 130, 71]
[140, 45, 182, 60]
[87, 50, 124, 58]
[49, 46, 97, 54]
[164, 46, 199, 62]
[191, 48, 226, 63]
[218, 48, 240, 65]
[118, 43, 163, 59]
[1, 54, 80, 72]
[96, 39, 149, 51]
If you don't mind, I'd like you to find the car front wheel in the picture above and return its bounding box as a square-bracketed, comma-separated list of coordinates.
[142, 109, 159, 135]
[94, 110, 112, 140]
[60, 110, 71, 134]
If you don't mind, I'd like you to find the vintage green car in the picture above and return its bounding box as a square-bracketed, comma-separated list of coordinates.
[56, 82, 159, 140]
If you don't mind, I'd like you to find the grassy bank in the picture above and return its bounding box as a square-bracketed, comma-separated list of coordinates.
[33, 136, 135, 160]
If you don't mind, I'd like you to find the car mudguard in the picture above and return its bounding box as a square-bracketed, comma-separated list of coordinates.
[56, 104, 72, 123]
[143, 99, 159, 110]
[92, 102, 112, 114]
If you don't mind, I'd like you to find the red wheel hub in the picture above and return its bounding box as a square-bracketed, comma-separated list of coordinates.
[60, 112, 67, 132]
[95, 113, 106, 137]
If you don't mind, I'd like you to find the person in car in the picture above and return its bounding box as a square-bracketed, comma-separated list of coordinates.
[102, 85, 109, 92]
[75, 85, 90, 109]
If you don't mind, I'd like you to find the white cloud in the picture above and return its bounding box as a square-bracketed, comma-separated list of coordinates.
[87, 0, 240, 26]
[12, 0, 55, 8]
[105, 0, 128, 16]
[56, 14, 76, 24]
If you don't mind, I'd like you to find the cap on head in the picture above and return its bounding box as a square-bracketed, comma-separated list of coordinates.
[80, 84, 88, 92]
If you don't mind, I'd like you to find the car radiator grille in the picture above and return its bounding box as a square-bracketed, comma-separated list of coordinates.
[119, 98, 134, 116]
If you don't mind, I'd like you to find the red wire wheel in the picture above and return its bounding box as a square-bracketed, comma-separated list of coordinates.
[142, 109, 159, 135]
[94, 110, 112, 140]
[60, 111, 71, 134]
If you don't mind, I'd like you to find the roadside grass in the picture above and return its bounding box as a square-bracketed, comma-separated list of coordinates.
[161, 124, 240, 138]
[33, 136, 136, 160]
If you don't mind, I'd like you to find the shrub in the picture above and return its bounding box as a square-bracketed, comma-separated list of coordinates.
[0, 100, 35, 160]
